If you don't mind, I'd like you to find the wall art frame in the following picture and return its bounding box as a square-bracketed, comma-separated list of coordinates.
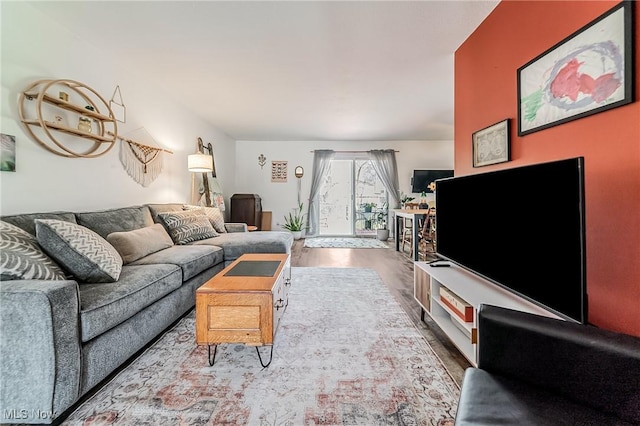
[517, 1, 634, 136]
[1, 133, 16, 172]
[472, 119, 510, 168]
[271, 160, 288, 182]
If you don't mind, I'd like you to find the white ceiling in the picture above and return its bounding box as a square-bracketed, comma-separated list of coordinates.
[28, 1, 498, 141]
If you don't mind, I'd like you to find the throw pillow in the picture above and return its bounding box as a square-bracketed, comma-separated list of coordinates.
[106, 223, 174, 264]
[183, 205, 227, 233]
[0, 220, 67, 281]
[157, 210, 218, 245]
[35, 219, 123, 283]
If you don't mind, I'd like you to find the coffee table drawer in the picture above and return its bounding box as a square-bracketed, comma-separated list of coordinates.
[196, 292, 273, 345]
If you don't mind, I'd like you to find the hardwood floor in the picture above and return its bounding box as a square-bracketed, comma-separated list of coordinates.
[290, 238, 471, 385]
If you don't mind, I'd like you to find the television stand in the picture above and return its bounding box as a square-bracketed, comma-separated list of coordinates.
[414, 261, 563, 366]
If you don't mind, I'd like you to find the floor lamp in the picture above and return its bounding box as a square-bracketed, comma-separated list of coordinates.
[188, 137, 214, 206]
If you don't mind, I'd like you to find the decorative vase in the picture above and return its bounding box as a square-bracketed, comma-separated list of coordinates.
[78, 117, 92, 133]
[292, 230, 302, 240]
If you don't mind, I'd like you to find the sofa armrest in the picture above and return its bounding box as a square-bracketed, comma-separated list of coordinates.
[224, 223, 248, 233]
[1, 279, 81, 424]
[477, 304, 640, 424]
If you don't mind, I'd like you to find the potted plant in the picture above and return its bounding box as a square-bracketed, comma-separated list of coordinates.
[361, 202, 376, 213]
[419, 191, 429, 209]
[400, 193, 415, 209]
[282, 202, 306, 240]
[375, 203, 389, 241]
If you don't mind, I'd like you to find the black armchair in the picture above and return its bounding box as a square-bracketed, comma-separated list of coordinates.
[455, 304, 640, 425]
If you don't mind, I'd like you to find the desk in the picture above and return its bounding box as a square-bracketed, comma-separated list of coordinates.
[393, 209, 430, 261]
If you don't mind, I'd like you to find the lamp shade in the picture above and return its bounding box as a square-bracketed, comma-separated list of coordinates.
[188, 153, 213, 172]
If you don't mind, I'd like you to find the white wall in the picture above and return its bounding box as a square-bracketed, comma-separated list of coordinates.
[0, 3, 236, 216]
[234, 140, 453, 231]
[0, 3, 453, 221]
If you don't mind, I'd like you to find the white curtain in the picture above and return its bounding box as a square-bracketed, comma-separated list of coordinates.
[368, 149, 401, 208]
[306, 150, 335, 236]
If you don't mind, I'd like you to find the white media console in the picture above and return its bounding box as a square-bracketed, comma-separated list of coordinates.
[414, 261, 563, 366]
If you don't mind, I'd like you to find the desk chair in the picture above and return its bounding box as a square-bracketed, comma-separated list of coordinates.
[400, 204, 419, 253]
[401, 218, 413, 253]
[417, 207, 436, 260]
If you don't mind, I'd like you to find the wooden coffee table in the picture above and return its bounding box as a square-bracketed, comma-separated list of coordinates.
[195, 253, 291, 367]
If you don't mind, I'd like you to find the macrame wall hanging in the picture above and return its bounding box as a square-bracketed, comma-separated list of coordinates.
[109, 129, 173, 187]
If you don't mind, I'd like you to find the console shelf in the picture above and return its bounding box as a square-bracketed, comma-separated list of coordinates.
[414, 261, 563, 366]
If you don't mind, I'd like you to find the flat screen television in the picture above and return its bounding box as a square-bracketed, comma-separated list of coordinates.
[411, 169, 454, 193]
[435, 157, 587, 323]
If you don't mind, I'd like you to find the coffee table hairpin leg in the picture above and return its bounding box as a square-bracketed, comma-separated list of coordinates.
[256, 345, 274, 368]
[208, 345, 218, 366]
[208, 344, 274, 368]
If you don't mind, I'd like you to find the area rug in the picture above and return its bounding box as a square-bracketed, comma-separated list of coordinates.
[304, 237, 389, 249]
[64, 267, 459, 425]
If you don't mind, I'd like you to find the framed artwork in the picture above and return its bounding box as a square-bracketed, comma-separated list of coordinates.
[1, 133, 16, 172]
[517, 1, 633, 136]
[271, 160, 287, 182]
[473, 119, 510, 168]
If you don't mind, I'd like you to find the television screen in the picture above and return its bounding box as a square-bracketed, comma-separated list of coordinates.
[411, 170, 454, 193]
[435, 157, 587, 323]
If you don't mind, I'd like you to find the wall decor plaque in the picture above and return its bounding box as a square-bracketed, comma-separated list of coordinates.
[271, 161, 288, 182]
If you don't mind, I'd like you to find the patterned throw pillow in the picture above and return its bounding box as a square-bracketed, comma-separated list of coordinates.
[183, 205, 227, 233]
[0, 220, 66, 281]
[157, 210, 218, 245]
[35, 219, 123, 283]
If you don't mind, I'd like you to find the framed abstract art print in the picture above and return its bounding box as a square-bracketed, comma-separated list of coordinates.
[517, 1, 634, 136]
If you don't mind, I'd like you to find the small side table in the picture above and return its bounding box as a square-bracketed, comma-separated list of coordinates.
[247, 225, 258, 232]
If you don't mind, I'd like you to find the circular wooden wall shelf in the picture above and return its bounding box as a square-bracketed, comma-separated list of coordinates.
[18, 79, 118, 158]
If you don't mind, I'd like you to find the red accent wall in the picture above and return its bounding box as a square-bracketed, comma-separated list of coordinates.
[455, 1, 639, 336]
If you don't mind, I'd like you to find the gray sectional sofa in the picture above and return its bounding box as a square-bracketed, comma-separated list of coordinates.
[0, 203, 293, 424]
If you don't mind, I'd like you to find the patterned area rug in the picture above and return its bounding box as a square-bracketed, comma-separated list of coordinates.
[304, 237, 389, 249]
[64, 267, 459, 425]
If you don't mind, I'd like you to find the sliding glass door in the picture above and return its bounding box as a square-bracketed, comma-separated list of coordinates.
[317, 157, 388, 236]
[318, 160, 353, 235]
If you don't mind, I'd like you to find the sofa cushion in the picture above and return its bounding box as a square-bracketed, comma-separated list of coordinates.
[78, 264, 182, 342]
[75, 205, 154, 239]
[146, 203, 183, 223]
[35, 219, 123, 283]
[455, 368, 635, 426]
[183, 205, 227, 233]
[0, 220, 67, 280]
[106, 224, 174, 264]
[191, 231, 293, 262]
[1, 211, 76, 236]
[130, 245, 223, 281]
[157, 210, 218, 244]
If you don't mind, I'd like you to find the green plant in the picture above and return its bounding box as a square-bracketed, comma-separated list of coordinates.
[400, 193, 415, 206]
[282, 202, 306, 232]
[361, 202, 377, 209]
[375, 202, 389, 229]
